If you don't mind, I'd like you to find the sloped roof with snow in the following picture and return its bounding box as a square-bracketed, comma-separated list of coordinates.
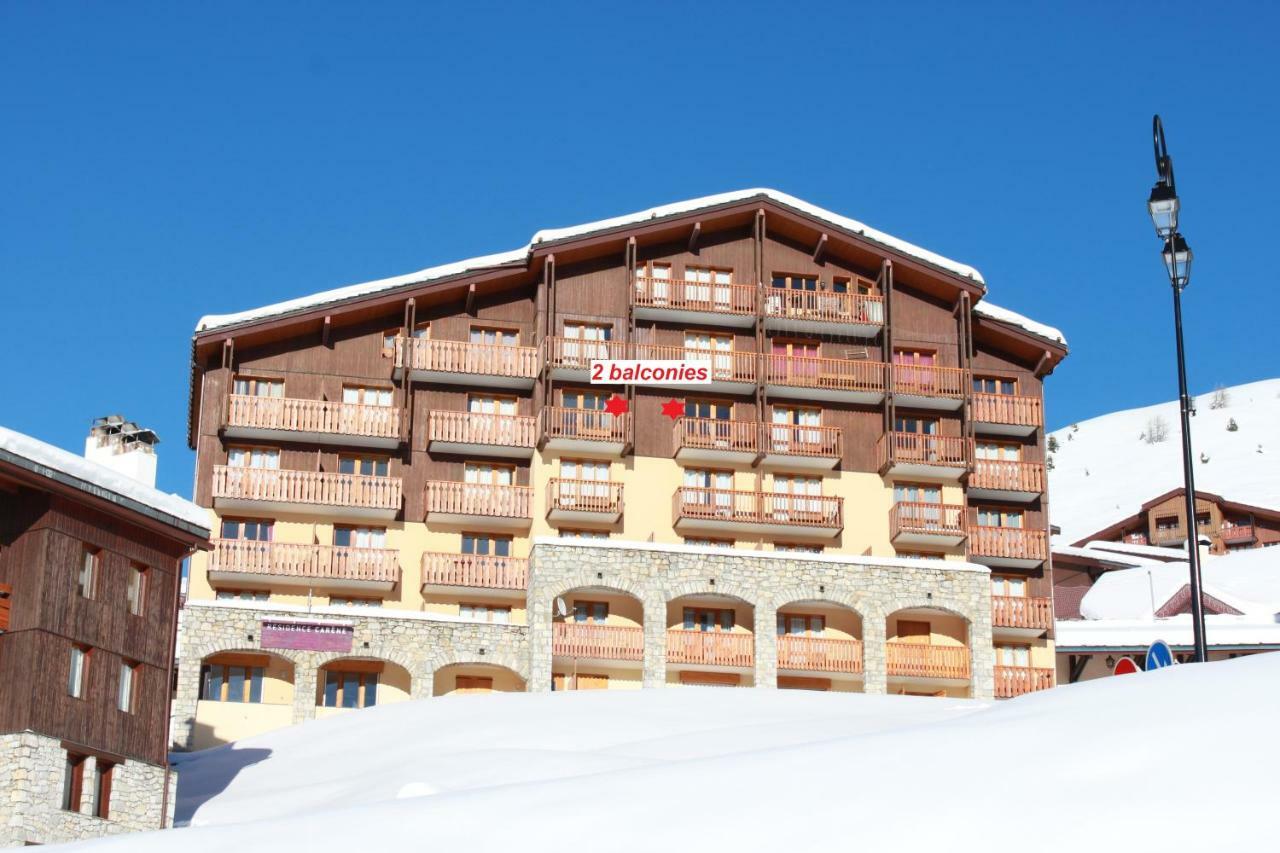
[972, 300, 1066, 345]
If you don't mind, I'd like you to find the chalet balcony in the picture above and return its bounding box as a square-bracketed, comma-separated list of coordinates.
[758, 423, 842, 471]
[764, 355, 886, 405]
[542, 337, 628, 381]
[420, 552, 527, 598]
[994, 666, 1054, 698]
[877, 433, 970, 479]
[885, 641, 971, 681]
[631, 275, 758, 328]
[777, 635, 863, 674]
[672, 418, 759, 466]
[972, 392, 1044, 437]
[672, 488, 843, 540]
[223, 394, 402, 449]
[424, 481, 533, 529]
[667, 630, 754, 669]
[1150, 525, 1188, 545]
[552, 622, 644, 662]
[541, 407, 628, 456]
[211, 466, 402, 520]
[1220, 524, 1256, 545]
[427, 411, 537, 459]
[763, 289, 884, 337]
[889, 502, 967, 547]
[991, 594, 1053, 637]
[631, 343, 758, 394]
[968, 525, 1048, 568]
[394, 337, 538, 389]
[890, 363, 966, 411]
[968, 459, 1044, 502]
[546, 478, 624, 525]
[207, 539, 400, 592]
[1123, 532, 1150, 545]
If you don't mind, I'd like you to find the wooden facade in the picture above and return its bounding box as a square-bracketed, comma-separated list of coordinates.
[1071, 487, 1280, 555]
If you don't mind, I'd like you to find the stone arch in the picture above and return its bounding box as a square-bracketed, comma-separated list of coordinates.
[541, 573, 652, 607]
[871, 595, 977, 626]
[431, 661, 527, 697]
[663, 578, 759, 608]
[313, 654, 415, 708]
[313, 645, 417, 677]
[765, 585, 869, 619]
[424, 645, 529, 682]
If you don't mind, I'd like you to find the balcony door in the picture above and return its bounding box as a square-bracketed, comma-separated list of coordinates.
[464, 463, 514, 513]
[683, 606, 735, 632]
[561, 389, 613, 437]
[973, 375, 1016, 395]
[771, 405, 822, 451]
[233, 377, 284, 398]
[771, 339, 819, 380]
[684, 331, 734, 379]
[563, 323, 612, 363]
[684, 398, 733, 447]
[893, 415, 940, 461]
[638, 262, 671, 304]
[684, 266, 733, 309]
[683, 468, 733, 513]
[994, 643, 1030, 668]
[975, 441, 1020, 461]
[894, 483, 942, 528]
[976, 507, 1023, 529]
[560, 459, 610, 504]
[772, 474, 823, 519]
[334, 525, 386, 549]
[768, 274, 818, 317]
[894, 348, 937, 391]
[469, 395, 518, 443]
[777, 613, 825, 636]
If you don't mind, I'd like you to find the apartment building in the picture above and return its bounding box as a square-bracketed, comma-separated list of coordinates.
[175, 189, 1068, 748]
[1069, 487, 1280, 554]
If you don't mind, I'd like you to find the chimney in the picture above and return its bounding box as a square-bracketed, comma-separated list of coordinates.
[84, 415, 159, 488]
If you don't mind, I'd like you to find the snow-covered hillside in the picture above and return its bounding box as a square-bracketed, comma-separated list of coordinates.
[1048, 377, 1280, 543]
[63, 655, 1280, 852]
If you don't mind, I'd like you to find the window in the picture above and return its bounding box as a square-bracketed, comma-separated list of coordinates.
[552, 673, 609, 691]
[774, 543, 824, 554]
[895, 550, 944, 560]
[573, 601, 608, 624]
[471, 326, 520, 347]
[770, 339, 820, 379]
[684, 397, 733, 420]
[975, 441, 1021, 461]
[468, 394, 518, 416]
[771, 474, 824, 514]
[684, 538, 734, 548]
[994, 643, 1031, 667]
[777, 613, 825, 635]
[973, 375, 1016, 395]
[636, 262, 672, 302]
[559, 529, 609, 540]
[1155, 515, 1179, 531]
[221, 518, 274, 541]
[94, 761, 114, 819]
[334, 526, 386, 548]
[329, 596, 382, 608]
[227, 446, 279, 469]
[118, 661, 139, 713]
[894, 482, 941, 504]
[462, 533, 512, 557]
[771, 273, 818, 291]
[384, 322, 430, 352]
[561, 322, 612, 361]
[991, 575, 1028, 597]
[683, 607, 734, 631]
[559, 459, 610, 500]
[338, 455, 390, 477]
[976, 507, 1024, 528]
[78, 548, 98, 599]
[460, 602, 511, 624]
[455, 675, 493, 694]
[683, 266, 734, 306]
[684, 331, 734, 377]
[896, 620, 931, 643]
[126, 565, 147, 616]
[62, 752, 86, 812]
[342, 385, 392, 407]
[682, 469, 733, 511]
[200, 659, 266, 703]
[233, 376, 284, 397]
[770, 405, 823, 450]
[465, 462, 515, 486]
[560, 388, 610, 410]
[68, 646, 90, 699]
[1195, 512, 1212, 530]
[321, 667, 378, 709]
[893, 348, 936, 366]
[215, 589, 269, 602]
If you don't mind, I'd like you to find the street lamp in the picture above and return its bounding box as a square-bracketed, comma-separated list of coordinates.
[1147, 114, 1208, 663]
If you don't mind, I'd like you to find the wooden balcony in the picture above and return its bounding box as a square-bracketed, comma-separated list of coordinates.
[632, 275, 758, 328]
[758, 423, 842, 471]
[667, 629, 754, 668]
[972, 393, 1043, 437]
[546, 478, 624, 525]
[673, 488, 843, 540]
[1220, 524, 1256, 545]
[877, 432, 970, 479]
[427, 411, 536, 459]
[889, 502, 967, 547]
[969, 459, 1044, 501]
[542, 337, 628, 381]
[1123, 532, 1150, 545]
[424, 481, 533, 529]
[631, 343, 758, 393]
[890, 363, 966, 410]
[211, 465, 402, 520]
[394, 337, 538, 389]
[886, 641, 971, 680]
[207, 539, 400, 592]
[541, 407, 628, 456]
[994, 666, 1054, 698]
[991, 595, 1053, 636]
[763, 288, 884, 337]
[224, 394, 402, 449]
[968, 526, 1048, 568]
[777, 635, 863, 674]
[1150, 526, 1188, 545]
[552, 622, 644, 662]
[420, 552, 527, 596]
[764, 355, 886, 405]
[672, 418, 759, 466]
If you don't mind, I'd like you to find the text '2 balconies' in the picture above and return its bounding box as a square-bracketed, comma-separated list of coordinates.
[207, 539, 400, 592]
[211, 466, 403, 520]
[224, 394, 403, 449]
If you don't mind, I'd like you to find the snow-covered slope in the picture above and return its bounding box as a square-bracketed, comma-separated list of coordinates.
[1048, 378, 1280, 543]
[64, 654, 1280, 852]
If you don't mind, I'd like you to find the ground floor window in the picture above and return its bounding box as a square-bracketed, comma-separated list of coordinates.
[552, 673, 609, 690]
[94, 761, 114, 819]
[201, 660, 265, 703]
[455, 675, 493, 694]
[62, 752, 86, 812]
[321, 668, 378, 709]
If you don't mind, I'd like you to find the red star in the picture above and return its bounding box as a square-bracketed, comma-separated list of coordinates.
[660, 399, 684, 420]
[603, 395, 629, 416]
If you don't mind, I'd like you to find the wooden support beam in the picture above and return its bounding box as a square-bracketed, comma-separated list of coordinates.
[322, 315, 332, 347]
[688, 221, 701, 254]
[221, 339, 234, 369]
[1034, 349, 1052, 378]
[466, 282, 477, 315]
[812, 232, 828, 264]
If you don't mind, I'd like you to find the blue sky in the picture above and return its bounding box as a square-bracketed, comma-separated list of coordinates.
[2, 2, 1276, 497]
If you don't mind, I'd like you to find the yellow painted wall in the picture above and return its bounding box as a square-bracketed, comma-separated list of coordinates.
[887, 612, 968, 646]
[432, 664, 526, 696]
[191, 700, 292, 750]
[552, 664, 644, 691]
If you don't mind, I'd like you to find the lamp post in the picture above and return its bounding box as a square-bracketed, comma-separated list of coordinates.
[1146, 114, 1208, 663]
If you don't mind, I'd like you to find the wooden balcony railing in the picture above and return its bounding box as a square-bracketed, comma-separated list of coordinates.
[546, 478, 625, 515]
[764, 289, 885, 326]
[971, 459, 1044, 493]
[395, 337, 539, 379]
[886, 641, 971, 679]
[632, 275, 758, 317]
[1150, 526, 1188, 544]
[889, 502, 966, 539]
[878, 432, 971, 469]
[542, 337, 627, 372]
[968, 526, 1048, 562]
[1123, 532, 1150, 545]
[890, 363, 966, 398]
[226, 394, 402, 441]
[552, 622, 644, 661]
[765, 355, 886, 394]
[542, 407, 628, 444]
[673, 418, 760, 455]
[428, 411, 537, 448]
[420, 552, 528, 590]
[673, 488, 843, 530]
[972, 393, 1044, 428]
[991, 595, 1053, 631]
[209, 539, 400, 585]
[424, 481, 533, 520]
[212, 466, 403, 511]
[776, 635, 863, 673]
[994, 666, 1054, 698]
[1220, 524, 1256, 544]
[760, 423, 842, 459]
[667, 629, 754, 667]
[631, 343, 758, 384]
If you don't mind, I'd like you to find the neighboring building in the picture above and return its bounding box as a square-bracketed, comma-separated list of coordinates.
[175, 188, 1068, 748]
[0, 419, 209, 847]
[1067, 487, 1280, 554]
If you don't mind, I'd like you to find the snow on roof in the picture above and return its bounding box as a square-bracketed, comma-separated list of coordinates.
[0, 424, 209, 533]
[1055, 615, 1280, 650]
[972, 300, 1066, 345]
[1049, 378, 1280, 544]
[1080, 540, 1190, 561]
[195, 188, 992, 333]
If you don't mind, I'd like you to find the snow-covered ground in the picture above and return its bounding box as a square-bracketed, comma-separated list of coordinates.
[1049, 377, 1280, 543]
[62, 654, 1280, 851]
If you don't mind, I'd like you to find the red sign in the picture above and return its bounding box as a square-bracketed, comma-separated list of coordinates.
[1112, 656, 1140, 676]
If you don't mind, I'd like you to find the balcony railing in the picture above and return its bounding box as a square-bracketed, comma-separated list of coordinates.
[994, 666, 1054, 698]
[208, 539, 400, 585]
[226, 394, 402, 442]
[776, 635, 863, 674]
[632, 275, 758, 317]
[891, 363, 966, 398]
[428, 411, 537, 449]
[760, 423, 842, 460]
[1150, 526, 1188, 544]
[552, 622, 644, 661]
[971, 459, 1044, 493]
[546, 478, 625, 516]
[878, 432, 971, 470]
[667, 629, 754, 668]
[631, 343, 758, 384]
[542, 337, 626, 373]
[890, 502, 966, 539]
[420, 552, 528, 590]
[1123, 532, 1150, 545]
[673, 418, 760, 455]
[395, 337, 539, 379]
[763, 289, 885, 327]
[673, 488, 843, 530]
[1220, 524, 1256, 544]
[211, 466, 403, 511]
[424, 481, 533, 520]
[541, 407, 628, 445]
[886, 641, 971, 680]
[991, 595, 1053, 631]
[765, 355, 886, 394]
[968, 526, 1048, 562]
[972, 393, 1044, 428]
